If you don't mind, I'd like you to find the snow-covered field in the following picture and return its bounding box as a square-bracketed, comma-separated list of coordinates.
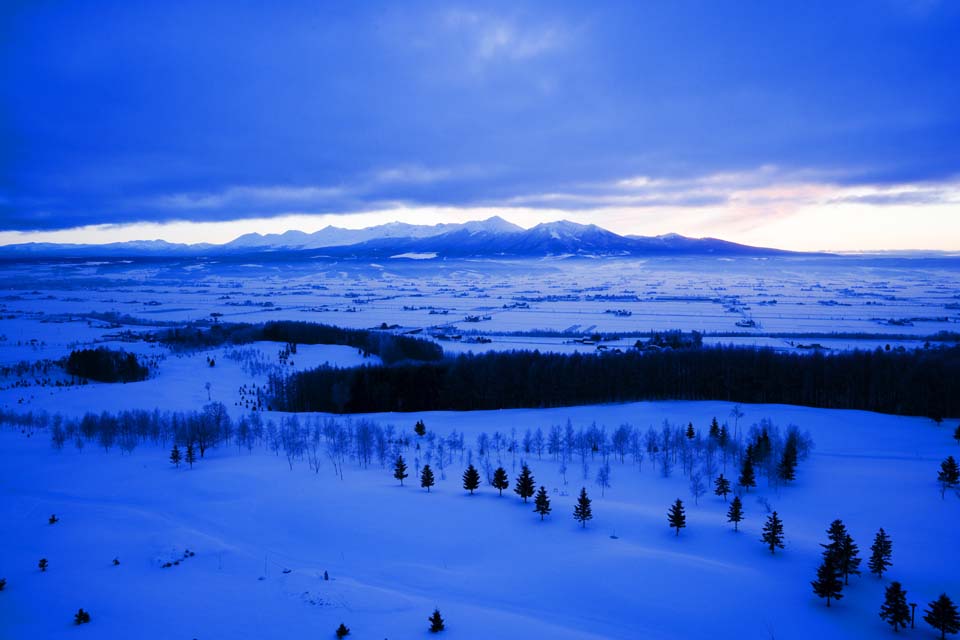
[0, 255, 958, 639]
[1, 400, 958, 639]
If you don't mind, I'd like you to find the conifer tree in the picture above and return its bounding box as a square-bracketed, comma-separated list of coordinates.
[414, 420, 426, 437]
[73, 608, 91, 625]
[534, 486, 551, 520]
[420, 464, 435, 492]
[868, 528, 893, 578]
[709, 417, 720, 440]
[714, 473, 731, 501]
[0, 578, 6, 591]
[514, 464, 535, 502]
[462, 464, 480, 494]
[727, 495, 744, 531]
[185, 441, 196, 469]
[335, 622, 350, 638]
[777, 436, 798, 483]
[667, 498, 686, 536]
[839, 533, 862, 584]
[738, 454, 756, 491]
[761, 511, 785, 554]
[394, 455, 409, 486]
[879, 581, 911, 632]
[954, 424, 960, 446]
[38, 558, 48, 572]
[492, 466, 509, 496]
[573, 487, 593, 528]
[169, 444, 181, 469]
[811, 554, 843, 607]
[924, 594, 960, 639]
[428, 608, 445, 633]
[938, 456, 960, 498]
[685, 422, 695, 439]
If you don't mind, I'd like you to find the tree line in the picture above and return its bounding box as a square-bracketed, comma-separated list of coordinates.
[158, 320, 443, 364]
[268, 344, 960, 418]
[64, 347, 150, 383]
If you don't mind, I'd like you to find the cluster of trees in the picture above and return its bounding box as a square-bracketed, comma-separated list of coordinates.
[159, 320, 443, 364]
[268, 345, 960, 418]
[64, 347, 149, 383]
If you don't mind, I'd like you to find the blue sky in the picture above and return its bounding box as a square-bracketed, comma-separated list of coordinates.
[2, 0, 959, 250]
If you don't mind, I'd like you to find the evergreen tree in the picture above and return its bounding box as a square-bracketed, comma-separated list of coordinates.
[761, 511, 785, 554]
[394, 455, 409, 486]
[169, 444, 181, 469]
[534, 486, 551, 520]
[727, 496, 744, 532]
[714, 473, 731, 501]
[718, 424, 730, 450]
[335, 623, 351, 638]
[573, 487, 593, 528]
[777, 436, 798, 483]
[685, 422, 695, 439]
[38, 558, 48, 572]
[462, 464, 480, 494]
[879, 581, 911, 632]
[738, 454, 756, 491]
[938, 456, 960, 498]
[924, 594, 960, 639]
[73, 608, 91, 625]
[414, 420, 426, 437]
[514, 464, 535, 502]
[492, 466, 509, 496]
[668, 498, 686, 536]
[708, 417, 720, 440]
[428, 608, 445, 633]
[185, 441, 196, 469]
[420, 464, 435, 492]
[954, 424, 960, 446]
[811, 554, 844, 607]
[868, 528, 893, 578]
[0, 578, 6, 591]
[839, 533, 862, 584]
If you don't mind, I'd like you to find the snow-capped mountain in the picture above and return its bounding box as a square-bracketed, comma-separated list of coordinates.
[0, 217, 797, 259]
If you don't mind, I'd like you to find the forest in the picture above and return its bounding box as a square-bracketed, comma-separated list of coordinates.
[64, 347, 150, 383]
[268, 344, 960, 418]
[157, 320, 443, 364]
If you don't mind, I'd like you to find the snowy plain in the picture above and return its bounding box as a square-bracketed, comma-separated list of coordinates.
[0, 255, 958, 639]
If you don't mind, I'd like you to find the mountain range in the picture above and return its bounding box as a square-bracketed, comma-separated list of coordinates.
[0, 217, 799, 259]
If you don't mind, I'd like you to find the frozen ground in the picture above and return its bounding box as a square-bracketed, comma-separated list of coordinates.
[1, 401, 958, 639]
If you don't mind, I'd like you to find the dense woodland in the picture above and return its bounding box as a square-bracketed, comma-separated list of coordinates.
[64, 347, 149, 383]
[269, 345, 960, 418]
[158, 320, 443, 364]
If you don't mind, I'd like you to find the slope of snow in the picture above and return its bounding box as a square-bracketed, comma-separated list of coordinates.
[1, 400, 958, 639]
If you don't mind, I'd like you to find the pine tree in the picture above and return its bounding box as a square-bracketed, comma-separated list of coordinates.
[38, 558, 48, 572]
[420, 464, 435, 492]
[714, 473, 731, 501]
[685, 422, 695, 439]
[938, 456, 960, 498]
[428, 608, 445, 633]
[879, 581, 911, 632]
[709, 417, 720, 440]
[573, 487, 593, 528]
[738, 454, 756, 491]
[0, 578, 6, 591]
[73, 608, 91, 625]
[839, 533, 862, 584]
[954, 424, 960, 446]
[727, 496, 744, 532]
[514, 464, 535, 503]
[185, 441, 196, 469]
[462, 464, 480, 494]
[394, 455, 409, 486]
[761, 511, 785, 554]
[335, 622, 351, 638]
[868, 528, 893, 578]
[667, 498, 686, 536]
[414, 420, 426, 437]
[777, 437, 798, 483]
[924, 594, 960, 639]
[169, 444, 181, 469]
[821, 519, 848, 563]
[811, 554, 843, 607]
[534, 486, 551, 520]
[492, 466, 509, 496]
